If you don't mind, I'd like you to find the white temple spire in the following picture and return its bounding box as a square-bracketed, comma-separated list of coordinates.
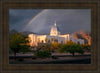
[54, 21, 56, 26]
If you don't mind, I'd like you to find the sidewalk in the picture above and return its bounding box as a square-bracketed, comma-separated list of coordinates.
[9, 52, 91, 56]
[9, 56, 91, 64]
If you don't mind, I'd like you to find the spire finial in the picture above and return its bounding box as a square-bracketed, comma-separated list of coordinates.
[54, 21, 56, 26]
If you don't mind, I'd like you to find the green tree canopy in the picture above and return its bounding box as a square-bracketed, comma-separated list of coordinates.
[9, 33, 30, 59]
[58, 43, 84, 56]
[52, 42, 60, 49]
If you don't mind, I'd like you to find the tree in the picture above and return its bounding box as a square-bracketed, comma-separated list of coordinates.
[64, 44, 77, 56]
[34, 50, 51, 58]
[67, 44, 84, 56]
[20, 45, 30, 54]
[36, 43, 54, 52]
[58, 44, 68, 53]
[66, 40, 76, 45]
[81, 44, 91, 52]
[76, 48, 84, 55]
[9, 33, 30, 60]
[43, 43, 54, 52]
[58, 43, 84, 56]
[52, 42, 60, 51]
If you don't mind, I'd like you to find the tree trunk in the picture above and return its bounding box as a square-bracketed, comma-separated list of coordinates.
[14, 52, 16, 60]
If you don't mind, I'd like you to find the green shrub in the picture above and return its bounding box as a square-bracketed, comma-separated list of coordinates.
[58, 44, 84, 56]
[34, 51, 51, 58]
[76, 48, 84, 55]
[81, 44, 91, 52]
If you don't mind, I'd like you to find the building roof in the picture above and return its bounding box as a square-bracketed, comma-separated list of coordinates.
[51, 21, 60, 32]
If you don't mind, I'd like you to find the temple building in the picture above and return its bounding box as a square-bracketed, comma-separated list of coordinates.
[28, 21, 84, 46]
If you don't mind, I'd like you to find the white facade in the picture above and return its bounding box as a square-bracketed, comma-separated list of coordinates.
[50, 21, 60, 36]
[28, 22, 84, 46]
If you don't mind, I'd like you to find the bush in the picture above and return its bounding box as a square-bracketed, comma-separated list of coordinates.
[81, 44, 91, 52]
[52, 42, 60, 49]
[34, 51, 51, 58]
[58, 44, 84, 56]
[76, 48, 84, 55]
[58, 44, 68, 53]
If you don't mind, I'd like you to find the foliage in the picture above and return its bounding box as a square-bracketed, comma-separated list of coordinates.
[9, 33, 30, 59]
[20, 45, 30, 53]
[52, 42, 60, 49]
[81, 44, 91, 52]
[67, 44, 84, 55]
[58, 42, 84, 56]
[43, 43, 54, 52]
[66, 41, 76, 45]
[34, 50, 51, 58]
[76, 47, 84, 54]
[51, 38, 53, 42]
[58, 44, 68, 53]
[36, 45, 44, 51]
[36, 43, 54, 52]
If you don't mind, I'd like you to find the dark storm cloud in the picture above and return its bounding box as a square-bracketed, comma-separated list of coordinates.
[9, 9, 43, 31]
[9, 9, 91, 34]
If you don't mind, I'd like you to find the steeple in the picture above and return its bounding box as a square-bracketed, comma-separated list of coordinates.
[50, 21, 60, 36]
[54, 21, 56, 26]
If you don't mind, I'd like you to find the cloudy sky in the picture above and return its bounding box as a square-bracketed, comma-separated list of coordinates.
[9, 9, 91, 34]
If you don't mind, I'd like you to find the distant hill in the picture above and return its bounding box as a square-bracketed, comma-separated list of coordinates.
[19, 31, 37, 36]
[9, 29, 37, 36]
[72, 30, 91, 45]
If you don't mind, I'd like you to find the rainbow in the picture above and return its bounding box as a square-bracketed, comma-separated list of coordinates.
[23, 9, 46, 30]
